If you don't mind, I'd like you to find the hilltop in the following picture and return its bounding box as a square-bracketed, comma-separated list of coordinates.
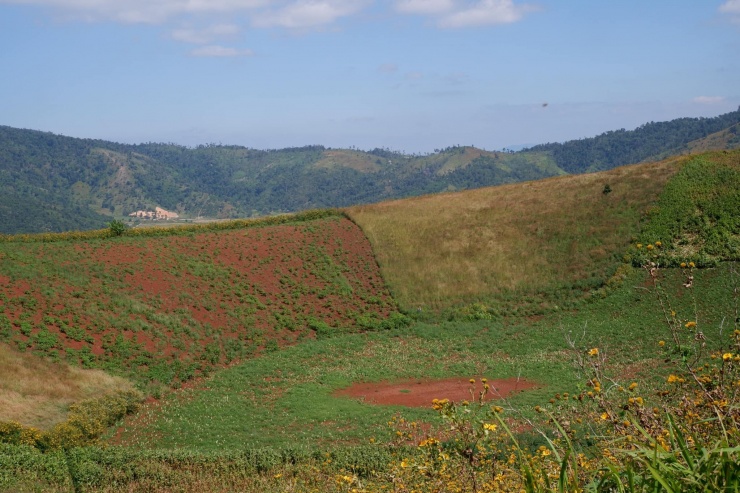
[1, 108, 738, 234]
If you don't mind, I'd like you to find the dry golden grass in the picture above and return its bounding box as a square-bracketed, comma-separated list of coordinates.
[347, 157, 685, 311]
[0, 344, 135, 430]
[686, 124, 740, 153]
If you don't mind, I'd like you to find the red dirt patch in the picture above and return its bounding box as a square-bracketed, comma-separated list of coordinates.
[0, 216, 398, 385]
[335, 377, 537, 408]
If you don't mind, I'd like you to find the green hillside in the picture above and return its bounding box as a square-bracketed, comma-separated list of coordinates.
[527, 107, 740, 172]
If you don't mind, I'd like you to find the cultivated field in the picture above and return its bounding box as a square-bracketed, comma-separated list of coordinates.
[0, 214, 399, 424]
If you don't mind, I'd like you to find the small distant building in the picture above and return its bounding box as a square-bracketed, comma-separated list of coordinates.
[129, 207, 179, 220]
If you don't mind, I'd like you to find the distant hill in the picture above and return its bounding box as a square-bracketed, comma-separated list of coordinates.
[525, 107, 740, 173]
[1, 107, 738, 234]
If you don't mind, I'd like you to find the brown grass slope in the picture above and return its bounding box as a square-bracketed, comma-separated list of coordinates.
[683, 122, 740, 154]
[0, 344, 133, 429]
[347, 154, 702, 312]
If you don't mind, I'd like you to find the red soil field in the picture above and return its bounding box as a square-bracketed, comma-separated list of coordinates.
[0, 217, 399, 385]
[335, 377, 537, 407]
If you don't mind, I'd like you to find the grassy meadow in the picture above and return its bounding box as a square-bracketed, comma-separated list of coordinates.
[1, 150, 739, 491]
[347, 156, 683, 313]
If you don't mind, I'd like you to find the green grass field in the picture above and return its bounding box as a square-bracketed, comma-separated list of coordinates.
[110, 261, 738, 451]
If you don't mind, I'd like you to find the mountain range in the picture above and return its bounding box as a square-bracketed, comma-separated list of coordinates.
[1, 108, 738, 234]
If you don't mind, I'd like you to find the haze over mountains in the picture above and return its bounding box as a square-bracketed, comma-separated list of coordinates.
[1, 108, 739, 235]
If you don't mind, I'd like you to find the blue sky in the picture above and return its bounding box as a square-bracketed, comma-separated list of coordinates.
[1, 0, 738, 153]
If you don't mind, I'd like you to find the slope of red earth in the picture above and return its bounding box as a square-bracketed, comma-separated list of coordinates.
[0, 217, 397, 386]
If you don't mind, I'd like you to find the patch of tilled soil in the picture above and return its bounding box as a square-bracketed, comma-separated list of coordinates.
[335, 377, 537, 407]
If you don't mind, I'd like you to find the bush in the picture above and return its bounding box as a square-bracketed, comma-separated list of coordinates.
[108, 220, 127, 237]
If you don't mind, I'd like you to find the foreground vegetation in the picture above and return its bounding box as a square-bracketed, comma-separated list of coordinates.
[1, 262, 737, 491]
[0, 150, 738, 491]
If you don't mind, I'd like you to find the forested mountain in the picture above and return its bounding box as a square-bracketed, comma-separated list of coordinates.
[1, 108, 738, 234]
[526, 108, 740, 173]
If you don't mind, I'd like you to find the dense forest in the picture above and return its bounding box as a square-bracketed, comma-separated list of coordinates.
[526, 108, 740, 173]
[1, 108, 738, 234]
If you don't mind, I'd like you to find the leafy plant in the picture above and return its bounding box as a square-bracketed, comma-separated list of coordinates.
[108, 220, 127, 237]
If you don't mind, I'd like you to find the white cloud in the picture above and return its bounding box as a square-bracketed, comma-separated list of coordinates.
[393, 0, 536, 28]
[171, 23, 240, 44]
[1, 0, 269, 24]
[252, 0, 368, 29]
[189, 45, 254, 57]
[378, 63, 398, 73]
[438, 0, 536, 28]
[719, 0, 740, 24]
[394, 0, 455, 15]
[692, 96, 725, 104]
[0, 0, 536, 34]
[719, 0, 740, 14]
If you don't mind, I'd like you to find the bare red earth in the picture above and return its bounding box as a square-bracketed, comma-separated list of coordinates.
[335, 377, 537, 407]
[0, 217, 398, 384]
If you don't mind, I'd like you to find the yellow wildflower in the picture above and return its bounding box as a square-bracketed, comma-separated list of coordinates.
[483, 423, 498, 432]
[723, 353, 733, 361]
[685, 321, 697, 328]
[659, 340, 665, 347]
[628, 382, 638, 391]
[588, 348, 599, 356]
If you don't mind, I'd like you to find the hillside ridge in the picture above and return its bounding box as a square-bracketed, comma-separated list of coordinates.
[1, 108, 738, 234]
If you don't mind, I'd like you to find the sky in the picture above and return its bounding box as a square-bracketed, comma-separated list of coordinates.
[1, 0, 739, 153]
